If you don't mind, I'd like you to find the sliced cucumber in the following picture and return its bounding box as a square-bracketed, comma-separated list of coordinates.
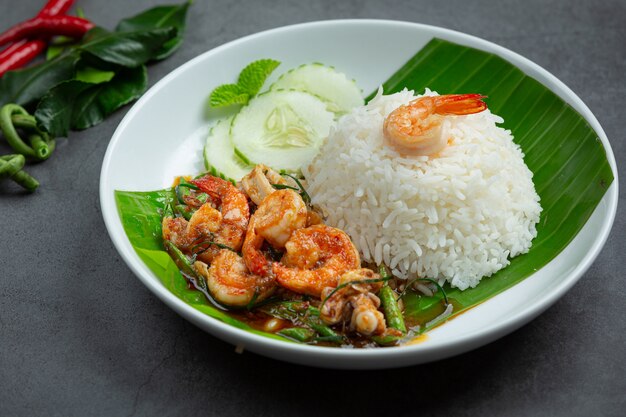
[231, 90, 334, 173]
[269, 63, 363, 115]
[204, 117, 252, 182]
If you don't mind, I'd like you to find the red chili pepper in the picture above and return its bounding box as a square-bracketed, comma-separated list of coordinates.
[0, 39, 46, 76]
[39, 0, 75, 17]
[0, 0, 77, 76]
[0, 15, 93, 47]
[0, 40, 28, 61]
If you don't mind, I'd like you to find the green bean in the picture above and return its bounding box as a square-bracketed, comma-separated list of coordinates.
[0, 104, 55, 160]
[262, 301, 343, 342]
[379, 286, 407, 333]
[0, 154, 39, 191]
[313, 335, 345, 344]
[306, 306, 342, 339]
[371, 333, 402, 346]
[175, 184, 191, 204]
[162, 201, 174, 217]
[174, 204, 195, 220]
[164, 240, 194, 275]
[278, 327, 315, 342]
[377, 264, 407, 334]
[378, 263, 391, 279]
[12, 115, 55, 159]
[28, 133, 55, 160]
[164, 239, 209, 293]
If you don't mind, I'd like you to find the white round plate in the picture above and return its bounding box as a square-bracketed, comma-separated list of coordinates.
[100, 20, 618, 369]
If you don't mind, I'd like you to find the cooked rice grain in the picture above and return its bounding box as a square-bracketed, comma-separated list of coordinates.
[303, 89, 542, 290]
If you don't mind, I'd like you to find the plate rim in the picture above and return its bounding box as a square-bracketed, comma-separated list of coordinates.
[99, 18, 619, 368]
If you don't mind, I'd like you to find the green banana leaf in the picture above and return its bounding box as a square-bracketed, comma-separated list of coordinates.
[115, 38, 613, 345]
[370, 38, 613, 328]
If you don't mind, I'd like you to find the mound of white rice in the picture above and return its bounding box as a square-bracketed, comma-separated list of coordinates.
[303, 88, 542, 290]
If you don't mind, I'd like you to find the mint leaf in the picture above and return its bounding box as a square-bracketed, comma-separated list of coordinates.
[238, 59, 280, 96]
[209, 84, 249, 107]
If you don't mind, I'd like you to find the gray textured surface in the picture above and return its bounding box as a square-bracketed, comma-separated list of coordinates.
[1, 0, 624, 416]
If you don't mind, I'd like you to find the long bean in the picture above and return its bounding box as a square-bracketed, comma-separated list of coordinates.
[163, 239, 210, 295]
[0, 154, 39, 191]
[262, 301, 342, 342]
[174, 204, 195, 220]
[278, 327, 315, 343]
[377, 265, 407, 332]
[371, 333, 403, 346]
[0, 104, 55, 160]
[379, 286, 407, 333]
[306, 306, 341, 339]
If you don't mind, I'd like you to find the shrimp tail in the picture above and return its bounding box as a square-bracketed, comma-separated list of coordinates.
[434, 93, 487, 116]
[190, 175, 232, 201]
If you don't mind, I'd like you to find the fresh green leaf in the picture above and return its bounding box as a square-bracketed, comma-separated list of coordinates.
[238, 59, 280, 96]
[35, 66, 147, 136]
[209, 84, 249, 107]
[115, 1, 191, 59]
[34, 81, 91, 137]
[74, 65, 147, 129]
[46, 36, 77, 61]
[79, 26, 177, 68]
[0, 53, 79, 107]
[75, 65, 116, 84]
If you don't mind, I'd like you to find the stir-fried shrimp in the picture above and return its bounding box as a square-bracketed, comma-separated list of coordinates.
[273, 225, 361, 297]
[320, 268, 386, 336]
[383, 93, 487, 156]
[162, 203, 222, 252]
[162, 216, 191, 249]
[191, 175, 250, 262]
[194, 250, 275, 308]
[243, 189, 307, 276]
[241, 164, 297, 205]
[162, 174, 249, 262]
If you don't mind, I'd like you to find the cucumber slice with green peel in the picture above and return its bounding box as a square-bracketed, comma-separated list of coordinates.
[204, 117, 253, 182]
[269, 63, 363, 115]
[231, 90, 334, 173]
